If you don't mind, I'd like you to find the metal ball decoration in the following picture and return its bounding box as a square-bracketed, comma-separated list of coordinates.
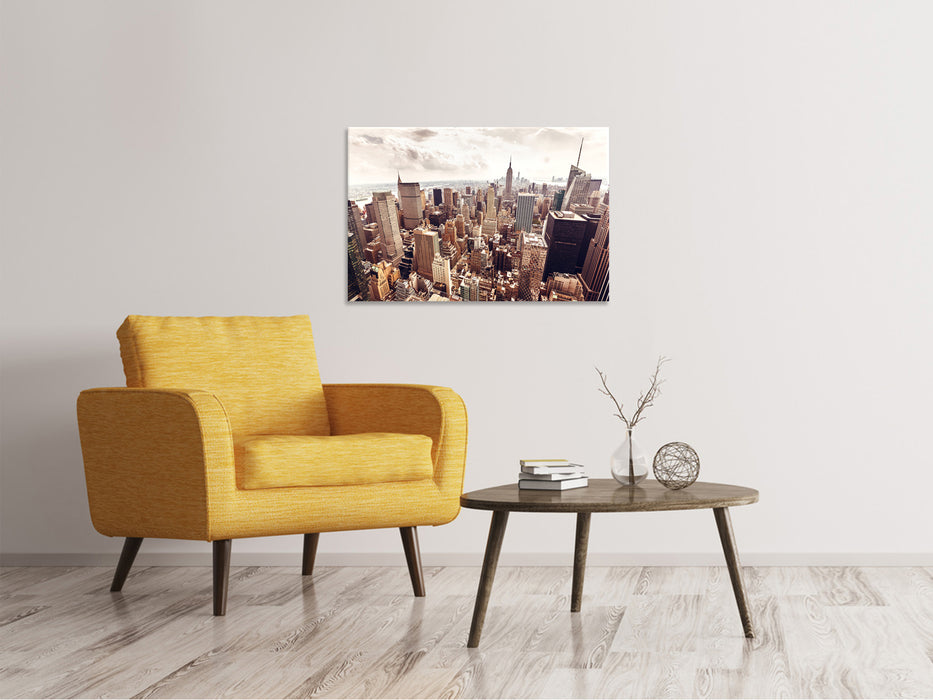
[652, 442, 700, 490]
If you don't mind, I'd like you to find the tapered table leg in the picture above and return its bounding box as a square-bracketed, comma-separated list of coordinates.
[467, 510, 509, 648]
[571, 512, 591, 612]
[713, 507, 754, 638]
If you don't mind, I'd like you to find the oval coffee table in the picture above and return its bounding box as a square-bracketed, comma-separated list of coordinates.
[460, 479, 759, 647]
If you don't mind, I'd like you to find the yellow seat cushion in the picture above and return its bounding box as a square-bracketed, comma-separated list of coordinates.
[239, 433, 434, 489]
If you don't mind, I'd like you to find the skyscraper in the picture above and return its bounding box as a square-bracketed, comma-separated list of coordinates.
[370, 191, 404, 264]
[368, 263, 390, 301]
[348, 200, 366, 251]
[542, 210, 588, 278]
[485, 186, 496, 219]
[397, 176, 424, 229]
[518, 231, 548, 301]
[505, 158, 513, 197]
[347, 232, 370, 301]
[413, 227, 440, 281]
[544, 272, 585, 301]
[563, 166, 591, 211]
[515, 192, 536, 233]
[432, 252, 451, 294]
[581, 207, 609, 301]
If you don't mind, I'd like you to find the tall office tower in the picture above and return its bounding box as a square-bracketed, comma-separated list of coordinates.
[539, 197, 551, 220]
[442, 187, 454, 212]
[432, 252, 451, 294]
[362, 223, 379, 245]
[347, 232, 370, 301]
[544, 272, 585, 301]
[460, 192, 474, 215]
[581, 207, 609, 301]
[368, 264, 390, 301]
[542, 183, 548, 195]
[493, 245, 514, 272]
[442, 219, 460, 256]
[568, 211, 601, 273]
[515, 192, 536, 233]
[461, 203, 471, 222]
[587, 189, 602, 209]
[363, 241, 381, 265]
[481, 217, 497, 238]
[465, 186, 472, 195]
[348, 200, 366, 251]
[505, 158, 513, 196]
[566, 163, 586, 192]
[433, 188, 443, 206]
[393, 278, 413, 301]
[371, 191, 404, 264]
[476, 210, 484, 228]
[477, 277, 493, 301]
[376, 259, 399, 286]
[454, 214, 465, 238]
[413, 228, 440, 280]
[551, 188, 565, 211]
[397, 176, 423, 229]
[398, 243, 415, 278]
[485, 186, 496, 218]
[469, 246, 486, 273]
[459, 276, 474, 301]
[542, 210, 588, 278]
[518, 231, 548, 301]
[563, 168, 591, 211]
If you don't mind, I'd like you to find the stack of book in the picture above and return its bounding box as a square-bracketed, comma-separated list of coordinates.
[518, 459, 588, 490]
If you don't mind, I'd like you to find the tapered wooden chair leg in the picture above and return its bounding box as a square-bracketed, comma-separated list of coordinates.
[400, 527, 426, 597]
[110, 537, 143, 592]
[213, 539, 232, 616]
[302, 533, 319, 576]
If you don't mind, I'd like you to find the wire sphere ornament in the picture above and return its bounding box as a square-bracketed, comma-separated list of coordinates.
[652, 442, 700, 490]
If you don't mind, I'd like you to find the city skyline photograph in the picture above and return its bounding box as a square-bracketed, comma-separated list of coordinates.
[347, 127, 609, 303]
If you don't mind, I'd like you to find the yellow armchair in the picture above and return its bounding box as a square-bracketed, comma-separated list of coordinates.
[77, 316, 468, 615]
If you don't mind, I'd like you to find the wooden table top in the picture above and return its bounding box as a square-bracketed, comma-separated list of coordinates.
[461, 479, 758, 513]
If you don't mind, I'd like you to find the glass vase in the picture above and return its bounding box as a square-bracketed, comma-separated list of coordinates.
[611, 427, 649, 486]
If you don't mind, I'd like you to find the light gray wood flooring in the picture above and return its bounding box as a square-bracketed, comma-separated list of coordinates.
[1, 565, 931, 698]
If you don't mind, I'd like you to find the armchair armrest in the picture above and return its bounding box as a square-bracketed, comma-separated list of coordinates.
[76, 388, 234, 541]
[322, 384, 468, 503]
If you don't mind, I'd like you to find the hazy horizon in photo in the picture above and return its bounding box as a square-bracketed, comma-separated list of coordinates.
[348, 127, 609, 187]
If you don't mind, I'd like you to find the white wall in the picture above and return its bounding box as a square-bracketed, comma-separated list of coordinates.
[2, 1, 931, 566]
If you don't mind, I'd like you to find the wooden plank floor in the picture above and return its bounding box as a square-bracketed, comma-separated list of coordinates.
[1, 565, 931, 698]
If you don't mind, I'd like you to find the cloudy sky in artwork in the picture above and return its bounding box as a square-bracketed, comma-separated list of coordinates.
[347, 127, 608, 186]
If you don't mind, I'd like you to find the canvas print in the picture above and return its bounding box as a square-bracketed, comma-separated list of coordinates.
[347, 127, 609, 302]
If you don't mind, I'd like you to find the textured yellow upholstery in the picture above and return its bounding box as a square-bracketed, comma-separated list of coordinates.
[77, 316, 468, 542]
[240, 433, 434, 489]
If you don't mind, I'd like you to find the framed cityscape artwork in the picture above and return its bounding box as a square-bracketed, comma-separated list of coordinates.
[346, 127, 609, 302]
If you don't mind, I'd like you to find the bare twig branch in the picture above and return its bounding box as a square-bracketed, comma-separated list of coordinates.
[595, 367, 630, 427]
[630, 356, 669, 426]
[597, 356, 669, 429]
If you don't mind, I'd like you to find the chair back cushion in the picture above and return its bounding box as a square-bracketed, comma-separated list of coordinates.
[117, 315, 331, 439]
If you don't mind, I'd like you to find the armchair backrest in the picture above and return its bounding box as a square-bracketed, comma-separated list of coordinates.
[117, 315, 331, 439]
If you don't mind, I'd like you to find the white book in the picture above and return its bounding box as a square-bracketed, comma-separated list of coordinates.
[518, 471, 585, 481]
[520, 458, 577, 468]
[521, 464, 585, 475]
[518, 476, 588, 491]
